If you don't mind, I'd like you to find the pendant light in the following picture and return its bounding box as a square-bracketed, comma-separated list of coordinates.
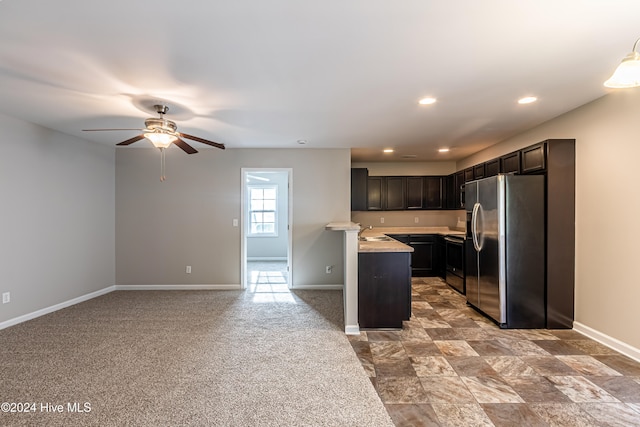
[604, 38, 640, 88]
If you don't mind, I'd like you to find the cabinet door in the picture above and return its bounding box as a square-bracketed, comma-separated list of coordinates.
[485, 159, 500, 177]
[464, 168, 475, 182]
[424, 177, 443, 209]
[367, 177, 384, 210]
[445, 174, 455, 209]
[358, 252, 411, 328]
[409, 235, 436, 276]
[501, 152, 520, 174]
[436, 236, 446, 278]
[406, 177, 424, 209]
[385, 177, 406, 210]
[350, 168, 368, 211]
[474, 163, 486, 180]
[521, 143, 546, 173]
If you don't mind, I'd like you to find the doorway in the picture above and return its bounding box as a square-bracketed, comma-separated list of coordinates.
[241, 168, 292, 290]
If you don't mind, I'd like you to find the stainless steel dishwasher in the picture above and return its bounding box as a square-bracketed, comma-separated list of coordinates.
[445, 235, 465, 294]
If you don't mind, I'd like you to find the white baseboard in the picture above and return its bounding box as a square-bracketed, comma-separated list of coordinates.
[0, 285, 116, 331]
[291, 284, 344, 291]
[345, 324, 360, 335]
[115, 284, 241, 291]
[573, 321, 640, 363]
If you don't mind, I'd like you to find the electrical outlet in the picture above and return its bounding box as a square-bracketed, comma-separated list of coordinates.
[380, 217, 385, 224]
[232, 219, 238, 227]
[186, 266, 192, 274]
[325, 265, 333, 274]
[414, 217, 419, 223]
[2, 292, 10, 304]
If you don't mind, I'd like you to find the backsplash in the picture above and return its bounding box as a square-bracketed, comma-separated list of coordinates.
[351, 210, 465, 229]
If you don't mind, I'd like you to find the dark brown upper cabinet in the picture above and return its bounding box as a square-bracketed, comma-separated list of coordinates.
[501, 151, 521, 174]
[367, 176, 384, 210]
[351, 168, 368, 211]
[464, 167, 474, 182]
[485, 158, 500, 177]
[384, 177, 406, 210]
[406, 177, 425, 209]
[473, 163, 485, 180]
[424, 177, 444, 209]
[406, 176, 444, 210]
[521, 142, 546, 174]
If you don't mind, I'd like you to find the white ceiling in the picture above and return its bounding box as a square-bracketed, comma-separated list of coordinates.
[1, 0, 639, 162]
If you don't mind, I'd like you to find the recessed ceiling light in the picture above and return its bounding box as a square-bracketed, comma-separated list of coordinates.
[418, 97, 437, 105]
[438, 148, 450, 153]
[518, 96, 537, 104]
[297, 139, 307, 144]
[383, 149, 394, 153]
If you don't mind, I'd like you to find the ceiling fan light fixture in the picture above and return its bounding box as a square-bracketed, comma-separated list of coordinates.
[144, 131, 178, 148]
[604, 38, 640, 88]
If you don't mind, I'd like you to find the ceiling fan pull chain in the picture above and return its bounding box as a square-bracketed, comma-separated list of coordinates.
[160, 147, 166, 182]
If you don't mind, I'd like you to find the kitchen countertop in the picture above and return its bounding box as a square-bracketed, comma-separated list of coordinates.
[325, 221, 361, 231]
[358, 226, 466, 253]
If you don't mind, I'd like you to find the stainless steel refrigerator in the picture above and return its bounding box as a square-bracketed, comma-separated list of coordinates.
[465, 174, 545, 328]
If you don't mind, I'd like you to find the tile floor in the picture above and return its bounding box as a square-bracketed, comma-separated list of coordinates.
[348, 277, 640, 427]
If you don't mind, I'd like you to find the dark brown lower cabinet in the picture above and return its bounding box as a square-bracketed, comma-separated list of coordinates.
[358, 252, 411, 329]
[409, 235, 436, 276]
[436, 236, 446, 279]
[387, 234, 439, 277]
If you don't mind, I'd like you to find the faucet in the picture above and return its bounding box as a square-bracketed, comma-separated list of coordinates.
[358, 225, 372, 240]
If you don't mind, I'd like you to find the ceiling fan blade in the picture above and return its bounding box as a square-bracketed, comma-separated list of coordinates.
[82, 128, 142, 131]
[173, 137, 198, 154]
[116, 135, 145, 146]
[180, 133, 226, 150]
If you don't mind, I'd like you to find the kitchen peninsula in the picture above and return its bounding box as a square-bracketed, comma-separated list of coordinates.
[358, 227, 465, 329]
[327, 223, 465, 333]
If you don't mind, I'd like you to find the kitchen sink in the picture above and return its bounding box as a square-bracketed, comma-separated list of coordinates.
[360, 236, 394, 242]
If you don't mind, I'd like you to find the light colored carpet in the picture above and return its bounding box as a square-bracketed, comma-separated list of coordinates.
[0, 290, 393, 426]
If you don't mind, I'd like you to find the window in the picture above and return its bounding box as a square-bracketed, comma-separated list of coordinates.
[248, 186, 277, 236]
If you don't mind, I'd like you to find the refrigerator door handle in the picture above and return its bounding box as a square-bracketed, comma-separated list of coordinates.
[472, 202, 482, 251]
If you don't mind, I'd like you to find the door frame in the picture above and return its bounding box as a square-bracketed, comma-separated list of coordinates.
[240, 168, 293, 290]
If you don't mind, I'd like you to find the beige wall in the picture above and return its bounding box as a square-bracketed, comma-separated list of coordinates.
[116, 148, 350, 287]
[351, 210, 464, 229]
[351, 161, 457, 176]
[458, 89, 640, 351]
[0, 113, 115, 324]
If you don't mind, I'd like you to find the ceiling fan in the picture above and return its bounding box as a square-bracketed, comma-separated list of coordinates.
[83, 104, 225, 181]
[83, 104, 225, 154]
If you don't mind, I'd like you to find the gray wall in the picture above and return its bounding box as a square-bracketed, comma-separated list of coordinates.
[458, 89, 640, 351]
[0, 113, 115, 324]
[116, 148, 349, 287]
